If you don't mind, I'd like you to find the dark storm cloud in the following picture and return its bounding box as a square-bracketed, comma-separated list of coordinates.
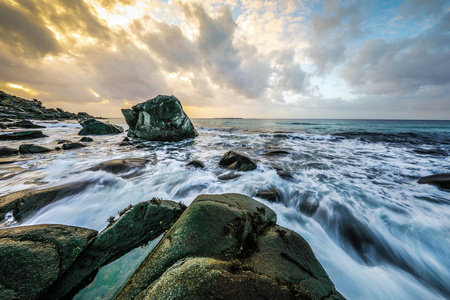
[18, 0, 110, 41]
[342, 12, 450, 95]
[0, 1, 60, 58]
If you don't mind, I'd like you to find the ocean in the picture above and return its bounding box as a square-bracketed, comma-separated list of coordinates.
[1, 118, 449, 299]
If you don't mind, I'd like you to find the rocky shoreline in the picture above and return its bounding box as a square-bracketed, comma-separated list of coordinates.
[1, 92, 448, 299]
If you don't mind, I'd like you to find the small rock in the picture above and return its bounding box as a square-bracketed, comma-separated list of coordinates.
[186, 160, 205, 169]
[219, 150, 257, 171]
[0, 147, 18, 157]
[263, 150, 290, 156]
[57, 139, 71, 144]
[88, 158, 148, 178]
[79, 137, 93, 142]
[19, 144, 52, 154]
[418, 173, 450, 190]
[62, 142, 86, 150]
[78, 119, 123, 135]
[277, 170, 294, 180]
[0, 131, 47, 140]
[255, 189, 281, 202]
[217, 172, 242, 181]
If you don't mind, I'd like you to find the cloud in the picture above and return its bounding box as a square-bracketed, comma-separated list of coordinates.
[0, 1, 60, 58]
[341, 12, 450, 95]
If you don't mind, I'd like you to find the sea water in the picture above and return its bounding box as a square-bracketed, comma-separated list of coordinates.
[0, 118, 449, 299]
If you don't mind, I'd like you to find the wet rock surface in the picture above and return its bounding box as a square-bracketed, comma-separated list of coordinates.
[418, 173, 450, 190]
[219, 150, 257, 171]
[116, 193, 343, 300]
[0, 224, 97, 300]
[62, 142, 86, 150]
[7, 120, 45, 129]
[0, 181, 93, 221]
[0, 147, 18, 158]
[46, 199, 185, 299]
[88, 158, 149, 178]
[19, 144, 52, 154]
[186, 160, 205, 169]
[78, 119, 124, 135]
[0, 130, 47, 140]
[122, 95, 197, 141]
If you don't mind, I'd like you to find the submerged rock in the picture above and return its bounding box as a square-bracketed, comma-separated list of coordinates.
[255, 189, 281, 202]
[0, 224, 97, 300]
[62, 142, 86, 150]
[88, 158, 148, 178]
[79, 137, 93, 142]
[122, 95, 197, 141]
[19, 144, 52, 154]
[0, 181, 93, 221]
[78, 119, 123, 135]
[46, 199, 185, 299]
[116, 193, 343, 300]
[8, 120, 45, 129]
[186, 160, 205, 169]
[0, 130, 47, 140]
[219, 150, 257, 171]
[0, 147, 18, 158]
[418, 173, 450, 190]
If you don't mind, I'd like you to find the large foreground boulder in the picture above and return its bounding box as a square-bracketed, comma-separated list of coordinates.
[0, 224, 97, 300]
[116, 193, 343, 300]
[121, 95, 197, 141]
[46, 199, 185, 299]
[418, 173, 450, 190]
[78, 119, 123, 135]
[219, 150, 257, 171]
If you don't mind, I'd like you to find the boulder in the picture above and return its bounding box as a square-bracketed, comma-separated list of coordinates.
[186, 160, 205, 169]
[0, 131, 47, 140]
[19, 144, 52, 154]
[79, 137, 93, 142]
[0, 224, 97, 300]
[8, 120, 45, 129]
[116, 194, 343, 300]
[219, 150, 257, 171]
[46, 199, 185, 299]
[0, 181, 93, 221]
[0, 147, 18, 158]
[62, 142, 86, 150]
[88, 158, 148, 178]
[78, 119, 123, 135]
[121, 95, 197, 141]
[418, 173, 450, 190]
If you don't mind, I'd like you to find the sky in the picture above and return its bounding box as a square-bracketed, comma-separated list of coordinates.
[0, 0, 449, 119]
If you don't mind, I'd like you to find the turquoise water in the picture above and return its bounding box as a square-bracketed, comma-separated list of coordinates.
[1, 118, 449, 299]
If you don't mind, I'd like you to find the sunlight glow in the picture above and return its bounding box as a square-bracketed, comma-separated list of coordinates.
[89, 89, 100, 98]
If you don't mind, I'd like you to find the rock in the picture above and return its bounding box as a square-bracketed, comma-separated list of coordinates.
[116, 194, 343, 300]
[19, 144, 52, 154]
[217, 172, 242, 181]
[57, 139, 71, 144]
[418, 173, 450, 190]
[0, 123, 7, 129]
[255, 189, 281, 202]
[46, 199, 185, 299]
[277, 170, 294, 180]
[122, 95, 197, 141]
[62, 142, 86, 150]
[0, 181, 93, 221]
[88, 158, 148, 178]
[186, 160, 205, 169]
[263, 150, 290, 156]
[79, 137, 93, 142]
[0, 130, 47, 140]
[219, 150, 257, 171]
[0, 147, 18, 158]
[0, 91, 94, 120]
[78, 119, 123, 135]
[8, 120, 45, 129]
[0, 224, 97, 300]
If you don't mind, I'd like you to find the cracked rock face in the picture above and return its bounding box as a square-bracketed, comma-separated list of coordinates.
[116, 193, 344, 300]
[0, 225, 97, 300]
[121, 95, 198, 142]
